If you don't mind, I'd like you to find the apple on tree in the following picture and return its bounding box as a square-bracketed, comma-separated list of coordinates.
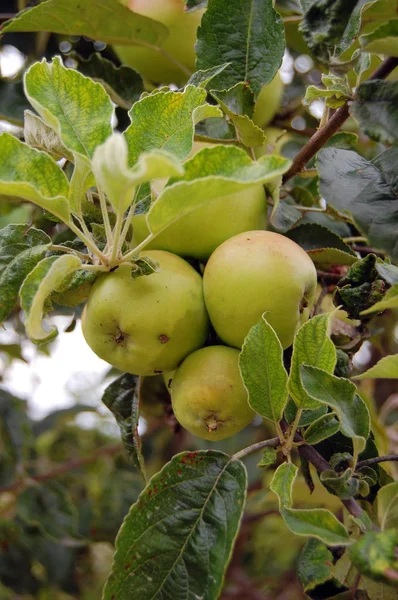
[170, 345, 255, 441]
[82, 250, 209, 376]
[203, 230, 317, 350]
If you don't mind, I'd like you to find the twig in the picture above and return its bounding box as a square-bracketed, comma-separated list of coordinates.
[232, 437, 280, 461]
[282, 56, 398, 184]
[317, 271, 343, 282]
[356, 455, 398, 469]
[351, 245, 386, 257]
[0, 443, 122, 495]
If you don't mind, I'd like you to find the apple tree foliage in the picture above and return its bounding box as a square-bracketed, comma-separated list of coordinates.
[0, 0, 398, 598]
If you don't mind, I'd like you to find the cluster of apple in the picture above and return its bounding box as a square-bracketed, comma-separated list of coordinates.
[82, 0, 318, 441]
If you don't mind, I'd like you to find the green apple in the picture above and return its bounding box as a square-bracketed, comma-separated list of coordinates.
[254, 127, 290, 159]
[114, 0, 204, 85]
[82, 250, 209, 376]
[203, 230, 317, 349]
[171, 346, 255, 440]
[252, 72, 284, 128]
[131, 183, 267, 260]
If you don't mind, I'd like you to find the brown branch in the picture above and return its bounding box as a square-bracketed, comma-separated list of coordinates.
[282, 56, 398, 184]
[356, 455, 398, 469]
[232, 437, 280, 461]
[0, 443, 122, 495]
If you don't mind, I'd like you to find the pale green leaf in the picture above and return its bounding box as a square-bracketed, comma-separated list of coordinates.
[257, 447, 277, 468]
[360, 20, 398, 56]
[304, 413, 340, 445]
[103, 451, 247, 600]
[300, 365, 370, 455]
[92, 133, 183, 213]
[360, 284, 398, 315]
[147, 147, 291, 235]
[0, 224, 51, 323]
[307, 247, 358, 269]
[377, 482, 398, 531]
[24, 109, 73, 161]
[125, 86, 218, 166]
[288, 314, 336, 410]
[187, 64, 230, 89]
[239, 313, 288, 423]
[2, 0, 167, 48]
[0, 133, 70, 223]
[353, 354, 398, 380]
[271, 463, 350, 546]
[20, 255, 82, 344]
[270, 462, 297, 510]
[24, 57, 114, 162]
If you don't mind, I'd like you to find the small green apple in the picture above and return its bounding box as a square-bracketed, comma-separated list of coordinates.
[203, 231, 317, 349]
[114, 0, 204, 85]
[82, 250, 209, 376]
[171, 345, 255, 441]
[252, 72, 284, 128]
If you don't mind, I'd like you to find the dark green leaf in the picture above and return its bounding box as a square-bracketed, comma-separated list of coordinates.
[0, 224, 51, 323]
[0, 78, 30, 125]
[297, 539, 335, 592]
[304, 413, 340, 445]
[351, 80, 398, 145]
[103, 451, 247, 600]
[102, 374, 146, 482]
[286, 223, 356, 255]
[196, 0, 285, 95]
[320, 468, 359, 499]
[318, 146, 398, 261]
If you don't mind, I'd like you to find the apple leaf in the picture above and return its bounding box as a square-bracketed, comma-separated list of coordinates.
[360, 20, 398, 56]
[24, 110, 73, 162]
[0, 78, 30, 126]
[320, 468, 359, 500]
[300, 365, 370, 455]
[286, 223, 358, 268]
[125, 85, 222, 166]
[24, 57, 114, 163]
[187, 63, 230, 88]
[196, 0, 285, 96]
[147, 146, 291, 235]
[271, 463, 350, 546]
[0, 224, 51, 324]
[92, 133, 184, 214]
[103, 451, 247, 600]
[297, 539, 335, 593]
[360, 283, 398, 315]
[239, 314, 288, 424]
[351, 81, 398, 145]
[102, 374, 145, 483]
[0, 133, 70, 224]
[288, 313, 336, 410]
[20, 254, 82, 345]
[303, 413, 340, 445]
[335, 0, 379, 56]
[2, 0, 168, 48]
[377, 482, 398, 531]
[71, 52, 144, 111]
[318, 146, 398, 261]
[353, 354, 398, 380]
[350, 531, 398, 582]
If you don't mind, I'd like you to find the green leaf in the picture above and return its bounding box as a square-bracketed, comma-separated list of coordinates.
[196, 0, 285, 96]
[103, 451, 247, 600]
[286, 223, 358, 268]
[102, 374, 146, 482]
[24, 109, 73, 162]
[2, 0, 168, 48]
[288, 314, 336, 410]
[336, 0, 379, 56]
[0, 78, 30, 126]
[0, 133, 70, 224]
[24, 57, 114, 163]
[16, 481, 78, 541]
[304, 413, 340, 445]
[0, 224, 51, 323]
[210, 84, 266, 147]
[147, 146, 291, 235]
[351, 81, 398, 145]
[239, 313, 288, 423]
[71, 52, 144, 110]
[20, 254, 82, 345]
[300, 0, 359, 64]
[377, 482, 398, 531]
[350, 530, 398, 582]
[305, 73, 351, 109]
[92, 133, 183, 214]
[257, 447, 278, 468]
[297, 539, 335, 592]
[271, 463, 350, 546]
[320, 468, 359, 499]
[360, 283, 398, 315]
[360, 20, 398, 56]
[187, 64, 230, 88]
[318, 146, 398, 261]
[125, 85, 221, 166]
[354, 354, 398, 380]
[300, 365, 370, 455]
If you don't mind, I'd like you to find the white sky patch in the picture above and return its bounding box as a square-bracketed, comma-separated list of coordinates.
[0, 45, 25, 77]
